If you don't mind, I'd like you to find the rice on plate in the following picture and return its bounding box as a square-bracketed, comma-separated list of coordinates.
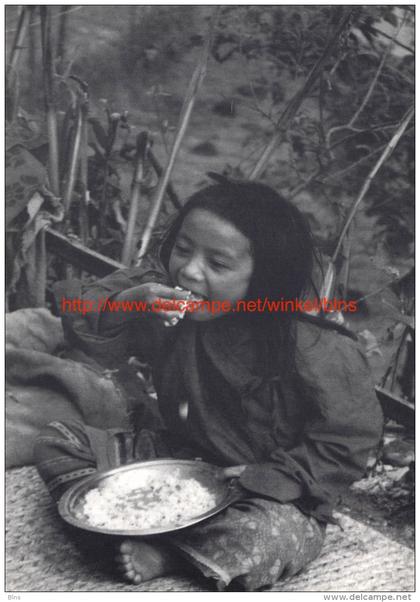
[81, 469, 218, 531]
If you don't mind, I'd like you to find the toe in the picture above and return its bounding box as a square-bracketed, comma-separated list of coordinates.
[125, 569, 135, 581]
[120, 541, 133, 554]
[115, 554, 132, 571]
[133, 574, 142, 584]
[115, 554, 127, 564]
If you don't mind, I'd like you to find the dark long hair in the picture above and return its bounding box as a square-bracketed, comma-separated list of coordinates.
[161, 177, 316, 378]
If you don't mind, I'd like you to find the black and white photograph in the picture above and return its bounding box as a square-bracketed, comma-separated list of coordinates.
[5, 3, 415, 594]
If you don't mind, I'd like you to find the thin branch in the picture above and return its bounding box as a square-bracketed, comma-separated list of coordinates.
[329, 122, 403, 152]
[320, 106, 414, 300]
[287, 124, 413, 200]
[248, 7, 354, 180]
[355, 276, 401, 304]
[148, 149, 183, 211]
[136, 8, 219, 263]
[152, 86, 170, 158]
[326, 13, 406, 153]
[370, 24, 414, 55]
[329, 50, 348, 78]
[331, 106, 413, 265]
[318, 74, 327, 146]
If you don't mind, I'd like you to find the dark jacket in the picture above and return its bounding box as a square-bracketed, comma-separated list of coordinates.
[61, 260, 383, 523]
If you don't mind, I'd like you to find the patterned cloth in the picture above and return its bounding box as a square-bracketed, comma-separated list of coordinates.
[35, 420, 325, 591]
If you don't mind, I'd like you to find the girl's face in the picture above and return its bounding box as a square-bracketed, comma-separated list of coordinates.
[169, 209, 254, 321]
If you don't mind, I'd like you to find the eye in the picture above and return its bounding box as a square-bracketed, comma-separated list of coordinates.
[209, 258, 229, 271]
[174, 242, 190, 255]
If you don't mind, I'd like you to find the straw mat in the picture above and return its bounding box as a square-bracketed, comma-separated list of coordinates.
[6, 467, 414, 592]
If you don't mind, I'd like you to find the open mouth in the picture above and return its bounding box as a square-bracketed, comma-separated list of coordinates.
[175, 285, 207, 302]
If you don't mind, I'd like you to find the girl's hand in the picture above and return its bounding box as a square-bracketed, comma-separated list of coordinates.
[119, 283, 190, 326]
[220, 465, 247, 479]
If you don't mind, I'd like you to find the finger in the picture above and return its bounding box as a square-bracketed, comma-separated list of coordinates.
[164, 319, 178, 328]
[222, 465, 247, 478]
[152, 284, 191, 300]
[154, 310, 185, 321]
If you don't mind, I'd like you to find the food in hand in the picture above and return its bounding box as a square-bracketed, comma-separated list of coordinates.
[164, 286, 192, 326]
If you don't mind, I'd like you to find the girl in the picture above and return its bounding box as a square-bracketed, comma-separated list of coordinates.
[35, 178, 383, 591]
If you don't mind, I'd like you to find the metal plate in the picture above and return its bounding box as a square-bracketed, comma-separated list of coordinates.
[58, 459, 239, 537]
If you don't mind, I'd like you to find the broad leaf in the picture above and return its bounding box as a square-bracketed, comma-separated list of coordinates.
[6, 145, 46, 227]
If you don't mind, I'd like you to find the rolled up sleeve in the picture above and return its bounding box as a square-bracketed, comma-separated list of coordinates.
[54, 264, 172, 365]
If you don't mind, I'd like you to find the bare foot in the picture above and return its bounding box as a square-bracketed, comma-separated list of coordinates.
[115, 539, 179, 585]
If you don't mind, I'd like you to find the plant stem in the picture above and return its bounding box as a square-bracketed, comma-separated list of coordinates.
[28, 7, 37, 98]
[341, 224, 353, 299]
[249, 7, 353, 180]
[326, 13, 406, 152]
[57, 5, 70, 69]
[331, 107, 414, 265]
[79, 90, 90, 243]
[6, 6, 31, 122]
[63, 103, 83, 213]
[321, 106, 414, 300]
[370, 24, 414, 55]
[136, 8, 219, 263]
[148, 149, 182, 211]
[287, 125, 413, 200]
[122, 133, 151, 265]
[98, 116, 119, 239]
[40, 6, 60, 197]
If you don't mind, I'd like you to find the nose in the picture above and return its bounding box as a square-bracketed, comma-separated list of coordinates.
[179, 254, 204, 283]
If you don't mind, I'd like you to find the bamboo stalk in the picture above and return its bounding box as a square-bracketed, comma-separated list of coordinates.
[59, 102, 76, 181]
[57, 5, 70, 68]
[136, 9, 219, 263]
[6, 6, 31, 121]
[98, 114, 120, 239]
[321, 106, 414, 299]
[249, 7, 353, 180]
[28, 7, 37, 103]
[122, 133, 151, 265]
[6, 7, 30, 85]
[63, 103, 83, 213]
[78, 85, 90, 244]
[148, 149, 182, 210]
[341, 224, 353, 300]
[319, 262, 336, 301]
[40, 6, 60, 197]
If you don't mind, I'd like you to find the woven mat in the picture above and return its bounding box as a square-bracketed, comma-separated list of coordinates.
[6, 467, 414, 592]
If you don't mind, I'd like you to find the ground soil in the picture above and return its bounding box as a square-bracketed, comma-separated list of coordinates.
[339, 423, 414, 549]
[340, 486, 414, 550]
